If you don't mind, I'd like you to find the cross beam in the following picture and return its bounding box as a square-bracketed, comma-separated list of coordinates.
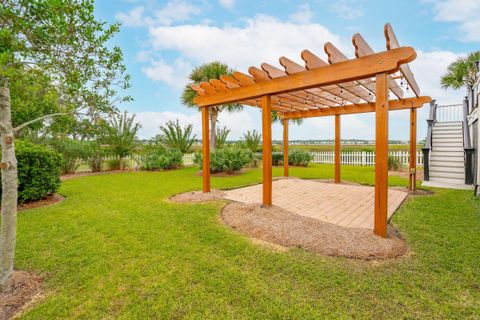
[193, 47, 417, 107]
[279, 96, 431, 119]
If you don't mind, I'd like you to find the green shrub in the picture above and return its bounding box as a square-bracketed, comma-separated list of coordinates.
[242, 130, 261, 152]
[49, 138, 86, 174]
[288, 149, 313, 166]
[272, 152, 284, 166]
[216, 126, 230, 149]
[83, 141, 104, 172]
[159, 120, 196, 153]
[3, 141, 62, 203]
[388, 156, 401, 171]
[250, 153, 261, 167]
[105, 158, 121, 171]
[142, 146, 183, 170]
[194, 147, 253, 174]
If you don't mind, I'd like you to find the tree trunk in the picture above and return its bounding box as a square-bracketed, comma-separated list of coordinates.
[210, 108, 218, 150]
[0, 78, 18, 292]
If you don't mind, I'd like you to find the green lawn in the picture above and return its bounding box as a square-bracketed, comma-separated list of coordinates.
[15, 165, 480, 319]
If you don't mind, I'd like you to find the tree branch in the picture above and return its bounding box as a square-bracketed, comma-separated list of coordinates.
[13, 112, 71, 132]
[0, 122, 9, 132]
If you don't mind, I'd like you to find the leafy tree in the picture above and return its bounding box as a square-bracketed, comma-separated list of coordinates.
[216, 126, 230, 149]
[441, 51, 480, 90]
[101, 111, 141, 170]
[242, 130, 262, 152]
[159, 120, 196, 153]
[0, 0, 130, 291]
[182, 62, 242, 149]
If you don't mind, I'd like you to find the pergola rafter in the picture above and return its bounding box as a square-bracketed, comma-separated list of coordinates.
[192, 24, 431, 238]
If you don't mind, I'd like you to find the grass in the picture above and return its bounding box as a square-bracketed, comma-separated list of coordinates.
[14, 165, 480, 319]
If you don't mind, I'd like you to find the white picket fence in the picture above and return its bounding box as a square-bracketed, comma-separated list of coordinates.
[311, 150, 423, 166]
[75, 153, 195, 173]
[74, 150, 422, 173]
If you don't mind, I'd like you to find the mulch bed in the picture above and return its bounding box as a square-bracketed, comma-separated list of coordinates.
[0, 271, 43, 320]
[170, 190, 226, 203]
[18, 194, 64, 211]
[221, 202, 408, 260]
[195, 168, 249, 177]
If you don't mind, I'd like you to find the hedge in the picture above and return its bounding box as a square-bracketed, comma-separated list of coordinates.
[1, 140, 63, 203]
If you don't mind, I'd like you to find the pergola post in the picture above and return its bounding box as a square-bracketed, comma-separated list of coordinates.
[262, 95, 272, 206]
[374, 73, 389, 238]
[283, 119, 289, 177]
[201, 106, 210, 193]
[409, 107, 417, 191]
[335, 114, 341, 183]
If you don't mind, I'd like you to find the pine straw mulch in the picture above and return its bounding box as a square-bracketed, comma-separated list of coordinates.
[0, 271, 43, 320]
[169, 189, 226, 203]
[18, 194, 64, 211]
[221, 202, 408, 260]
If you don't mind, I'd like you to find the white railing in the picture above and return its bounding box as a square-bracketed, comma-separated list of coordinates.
[311, 150, 423, 166]
[435, 104, 463, 122]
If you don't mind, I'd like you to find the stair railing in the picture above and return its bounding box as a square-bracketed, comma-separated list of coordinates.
[435, 103, 463, 122]
[422, 100, 436, 181]
[463, 97, 474, 184]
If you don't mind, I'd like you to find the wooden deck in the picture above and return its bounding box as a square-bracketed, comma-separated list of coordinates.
[223, 179, 408, 230]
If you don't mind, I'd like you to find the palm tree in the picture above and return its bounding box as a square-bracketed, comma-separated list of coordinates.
[271, 111, 303, 126]
[102, 111, 141, 170]
[182, 62, 242, 149]
[441, 51, 480, 90]
[159, 119, 197, 153]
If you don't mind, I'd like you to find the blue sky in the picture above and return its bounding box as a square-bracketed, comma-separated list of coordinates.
[95, 0, 479, 140]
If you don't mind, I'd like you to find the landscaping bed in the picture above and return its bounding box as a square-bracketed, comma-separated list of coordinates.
[0, 271, 43, 320]
[221, 202, 407, 260]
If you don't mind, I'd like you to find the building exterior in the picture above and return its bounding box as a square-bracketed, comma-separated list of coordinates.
[466, 62, 479, 195]
[422, 62, 478, 194]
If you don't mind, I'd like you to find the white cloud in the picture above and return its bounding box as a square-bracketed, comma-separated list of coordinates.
[133, 111, 200, 139]
[135, 50, 151, 62]
[218, 0, 235, 9]
[116, 1, 201, 27]
[115, 6, 145, 27]
[154, 0, 202, 26]
[411, 50, 465, 104]
[329, 0, 363, 20]
[427, 0, 480, 42]
[289, 4, 314, 24]
[142, 58, 193, 88]
[147, 14, 347, 72]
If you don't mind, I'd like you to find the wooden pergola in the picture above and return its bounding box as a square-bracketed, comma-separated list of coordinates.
[192, 24, 431, 237]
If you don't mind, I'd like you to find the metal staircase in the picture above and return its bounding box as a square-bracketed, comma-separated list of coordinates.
[422, 101, 474, 189]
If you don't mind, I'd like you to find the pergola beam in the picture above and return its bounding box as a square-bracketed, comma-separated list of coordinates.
[194, 47, 417, 107]
[352, 33, 404, 98]
[385, 23, 420, 96]
[374, 73, 389, 238]
[283, 119, 289, 177]
[335, 115, 341, 183]
[201, 107, 210, 193]
[409, 108, 417, 191]
[262, 95, 273, 206]
[280, 96, 431, 119]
